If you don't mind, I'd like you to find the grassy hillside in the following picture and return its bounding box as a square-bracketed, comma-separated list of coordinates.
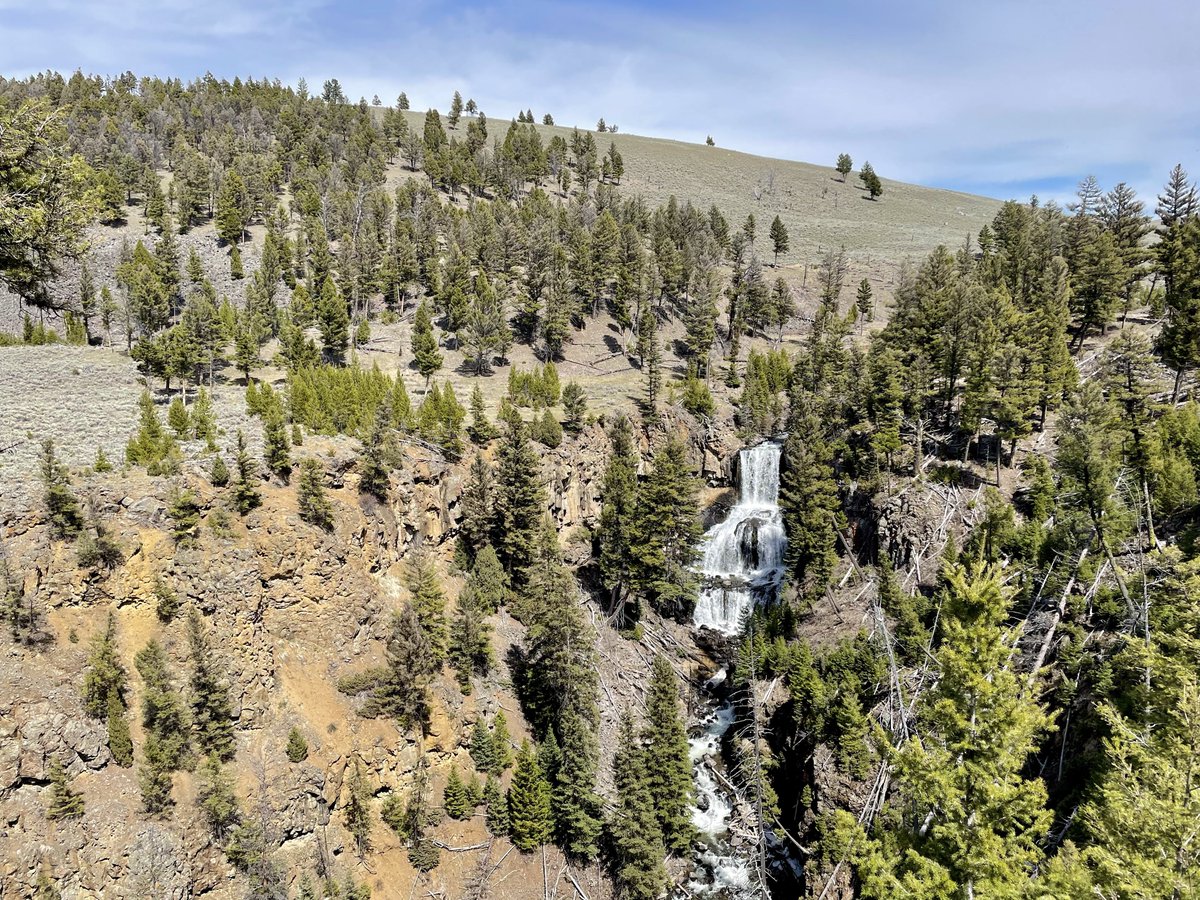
[398, 109, 1002, 266]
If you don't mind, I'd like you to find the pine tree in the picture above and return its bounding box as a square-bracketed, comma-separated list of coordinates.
[39, 438, 82, 538]
[561, 381, 587, 432]
[187, 607, 236, 761]
[769, 215, 790, 266]
[836, 152, 853, 182]
[358, 406, 397, 501]
[469, 718, 495, 773]
[196, 752, 239, 838]
[630, 435, 701, 618]
[411, 300, 443, 385]
[609, 712, 669, 899]
[107, 691, 133, 767]
[167, 395, 189, 437]
[317, 277, 349, 364]
[861, 161, 883, 199]
[231, 430, 261, 515]
[344, 762, 372, 856]
[370, 603, 439, 731]
[779, 402, 842, 601]
[167, 487, 200, 544]
[643, 656, 694, 853]
[209, 453, 229, 487]
[448, 575, 493, 690]
[553, 705, 603, 859]
[286, 727, 308, 763]
[484, 776, 509, 835]
[262, 405, 291, 481]
[855, 278, 874, 332]
[467, 384, 498, 445]
[45, 757, 85, 820]
[844, 565, 1053, 898]
[136, 639, 190, 769]
[459, 453, 498, 558]
[443, 766, 470, 819]
[297, 458, 333, 530]
[507, 740, 553, 851]
[495, 411, 546, 583]
[597, 415, 640, 624]
[215, 170, 250, 245]
[492, 711, 513, 773]
[406, 551, 447, 660]
[126, 390, 177, 468]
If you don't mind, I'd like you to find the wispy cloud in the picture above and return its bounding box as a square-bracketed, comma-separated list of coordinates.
[2, 0, 1196, 203]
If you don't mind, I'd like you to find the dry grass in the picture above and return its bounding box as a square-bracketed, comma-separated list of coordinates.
[396, 109, 1001, 266]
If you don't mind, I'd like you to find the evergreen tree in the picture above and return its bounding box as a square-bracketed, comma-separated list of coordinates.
[630, 435, 701, 618]
[82, 614, 132, 765]
[45, 757, 85, 820]
[468, 384, 498, 444]
[215, 170, 250, 244]
[262, 404, 291, 481]
[209, 453, 229, 487]
[495, 411, 546, 582]
[448, 580, 493, 690]
[371, 603, 439, 731]
[561, 381, 587, 432]
[609, 712, 669, 900]
[779, 402, 842, 601]
[491, 711, 513, 773]
[39, 438, 82, 538]
[769, 215, 790, 265]
[136, 638, 190, 767]
[855, 278, 874, 332]
[187, 607, 236, 760]
[231, 430, 262, 515]
[317, 277, 349, 364]
[297, 457, 333, 530]
[553, 705, 603, 859]
[443, 766, 470, 819]
[344, 762, 372, 856]
[106, 692, 133, 768]
[861, 161, 883, 199]
[507, 740, 553, 851]
[484, 776, 509, 835]
[358, 406, 397, 501]
[643, 656, 694, 853]
[841, 565, 1053, 898]
[285, 727, 308, 763]
[167, 487, 201, 544]
[195, 753, 239, 838]
[459, 453, 499, 560]
[411, 299, 443, 384]
[406, 551, 448, 660]
[469, 717, 495, 773]
[836, 152, 853, 182]
[597, 415, 639, 624]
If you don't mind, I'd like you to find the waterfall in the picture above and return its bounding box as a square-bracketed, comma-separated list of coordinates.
[693, 442, 786, 634]
[685, 441, 788, 897]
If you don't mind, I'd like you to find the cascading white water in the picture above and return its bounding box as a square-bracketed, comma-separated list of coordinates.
[693, 442, 786, 634]
[685, 442, 787, 897]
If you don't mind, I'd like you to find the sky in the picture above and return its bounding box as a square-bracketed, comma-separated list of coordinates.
[2, 0, 1198, 203]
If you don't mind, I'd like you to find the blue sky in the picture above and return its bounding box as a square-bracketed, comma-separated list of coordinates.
[3, 0, 1198, 203]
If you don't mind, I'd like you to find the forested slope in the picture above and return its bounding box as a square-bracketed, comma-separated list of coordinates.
[0, 70, 1198, 900]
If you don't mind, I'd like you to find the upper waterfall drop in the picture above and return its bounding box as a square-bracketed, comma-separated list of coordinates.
[693, 441, 786, 634]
